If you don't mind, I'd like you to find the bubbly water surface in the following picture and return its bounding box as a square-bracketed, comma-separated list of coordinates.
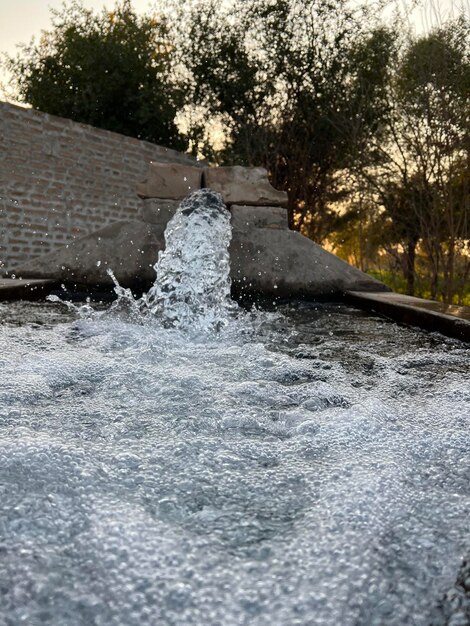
[0, 190, 469, 625]
[1, 300, 469, 626]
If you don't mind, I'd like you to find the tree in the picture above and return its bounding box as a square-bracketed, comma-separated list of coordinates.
[397, 20, 470, 302]
[5, 0, 187, 150]
[170, 0, 394, 242]
[353, 18, 470, 302]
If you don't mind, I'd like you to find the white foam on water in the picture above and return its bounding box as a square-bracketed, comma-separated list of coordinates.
[0, 304, 469, 625]
[1, 189, 469, 625]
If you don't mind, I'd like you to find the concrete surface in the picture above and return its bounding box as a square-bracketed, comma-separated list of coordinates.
[346, 291, 470, 342]
[140, 199, 180, 226]
[13, 221, 166, 287]
[230, 228, 389, 299]
[230, 205, 288, 230]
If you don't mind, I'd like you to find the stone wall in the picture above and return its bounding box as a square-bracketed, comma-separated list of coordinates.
[0, 101, 198, 271]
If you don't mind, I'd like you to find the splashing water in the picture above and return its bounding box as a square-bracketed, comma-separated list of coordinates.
[142, 189, 237, 331]
[2, 190, 470, 625]
[49, 189, 239, 332]
[48, 189, 279, 343]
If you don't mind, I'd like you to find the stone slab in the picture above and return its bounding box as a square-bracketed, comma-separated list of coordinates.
[137, 162, 203, 200]
[345, 291, 470, 342]
[204, 166, 288, 207]
[140, 199, 180, 226]
[13, 221, 167, 287]
[230, 205, 288, 231]
[0, 278, 57, 300]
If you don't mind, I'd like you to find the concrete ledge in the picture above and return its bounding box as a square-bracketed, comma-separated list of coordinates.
[0, 279, 57, 301]
[346, 291, 470, 342]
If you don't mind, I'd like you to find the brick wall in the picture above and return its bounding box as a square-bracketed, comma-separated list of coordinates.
[0, 101, 198, 271]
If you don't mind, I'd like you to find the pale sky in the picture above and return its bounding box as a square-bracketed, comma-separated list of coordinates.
[1, 0, 469, 98]
[0, 0, 155, 94]
[0, 1, 153, 61]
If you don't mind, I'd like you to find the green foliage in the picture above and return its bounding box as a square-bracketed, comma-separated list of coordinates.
[6, 0, 187, 149]
[397, 18, 470, 111]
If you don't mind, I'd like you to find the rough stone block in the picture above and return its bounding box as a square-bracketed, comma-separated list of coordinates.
[230, 205, 288, 231]
[203, 166, 288, 207]
[137, 162, 203, 200]
[140, 199, 180, 226]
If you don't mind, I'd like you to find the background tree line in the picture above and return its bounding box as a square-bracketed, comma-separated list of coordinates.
[3, 0, 470, 303]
